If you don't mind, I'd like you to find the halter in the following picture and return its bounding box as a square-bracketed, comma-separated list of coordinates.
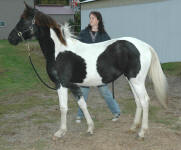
[16, 16, 36, 42]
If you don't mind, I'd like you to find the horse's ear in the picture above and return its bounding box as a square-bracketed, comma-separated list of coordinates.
[24, 1, 35, 15]
[24, 1, 33, 10]
[24, 1, 29, 9]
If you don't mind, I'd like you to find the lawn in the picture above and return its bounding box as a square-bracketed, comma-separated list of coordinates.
[0, 40, 54, 95]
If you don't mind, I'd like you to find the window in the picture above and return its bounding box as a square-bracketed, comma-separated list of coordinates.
[35, 0, 69, 5]
[0, 21, 5, 27]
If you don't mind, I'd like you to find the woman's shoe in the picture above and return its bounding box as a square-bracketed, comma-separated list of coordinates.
[112, 114, 120, 122]
[75, 116, 82, 123]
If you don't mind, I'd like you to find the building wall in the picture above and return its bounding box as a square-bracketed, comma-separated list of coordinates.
[0, 0, 34, 39]
[81, 0, 181, 63]
[0, 1, 74, 39]
[81, 0, 167, 10]
[35, 5, 75, 24]
[47, 14, 74, 24]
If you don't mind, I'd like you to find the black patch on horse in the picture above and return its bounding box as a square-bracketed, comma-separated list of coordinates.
[56, 51, 87, 83]
[97, 40, 141, 83]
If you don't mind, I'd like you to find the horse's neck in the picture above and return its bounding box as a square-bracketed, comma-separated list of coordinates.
[36, 28, 56, 63]
[36, 26, 79, 64]
[50, 28, 68, 58]
[36, 27, 67, 63]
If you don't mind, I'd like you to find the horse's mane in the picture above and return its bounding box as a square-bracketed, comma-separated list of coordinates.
[22, 8, 75, 46]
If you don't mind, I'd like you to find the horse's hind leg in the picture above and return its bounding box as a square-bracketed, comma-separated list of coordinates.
[128, 80, 142, 133]
[129, 78, 150, 139]
[77, 97, 94, 134]
[69, 84, 94, 134]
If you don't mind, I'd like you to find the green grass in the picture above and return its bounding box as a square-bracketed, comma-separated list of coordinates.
[162, 62, 181, 76]
[0, 40, 53, 96]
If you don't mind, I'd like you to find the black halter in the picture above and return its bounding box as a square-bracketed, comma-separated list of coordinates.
[15, 16, 36, 41]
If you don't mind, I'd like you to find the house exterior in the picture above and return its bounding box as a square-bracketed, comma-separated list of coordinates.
[0, 0, 34, 39]
[0, 0, 74, 40]
[80, 0, 181, 63]
[35, 5, 74, 25]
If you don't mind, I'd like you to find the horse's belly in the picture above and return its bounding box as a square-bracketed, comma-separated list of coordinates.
[74, 49, 105, 87]
[76, 65, 103, 87]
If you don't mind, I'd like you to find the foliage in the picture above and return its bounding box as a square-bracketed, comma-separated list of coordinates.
[68, 12, 81, 35]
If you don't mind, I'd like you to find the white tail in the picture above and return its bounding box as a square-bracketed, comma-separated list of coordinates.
[149, 47, 168, 109]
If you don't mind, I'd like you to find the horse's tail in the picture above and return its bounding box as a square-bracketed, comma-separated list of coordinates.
[148, 47, 168, 109]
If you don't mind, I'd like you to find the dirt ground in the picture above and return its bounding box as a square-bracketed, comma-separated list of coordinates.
[0, 75, 181, 150]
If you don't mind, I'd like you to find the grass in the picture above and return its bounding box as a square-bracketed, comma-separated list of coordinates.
[120, 97, 180, 130]
[0, 40, 54, 96]
[0, 41, 38, 95]
[162, 62, 181, 76]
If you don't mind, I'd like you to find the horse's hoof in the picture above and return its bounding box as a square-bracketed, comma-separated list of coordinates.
[127, 129, 137, 134]
[87, 128, 94, 135]
[87, 124, 94, 135]
[52, 135, 59, 141]
[135, 134, 144, 141]
[54, 129, 67, 138]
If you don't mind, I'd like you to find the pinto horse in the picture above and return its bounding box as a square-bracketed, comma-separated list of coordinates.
[8, 3, 168, 139]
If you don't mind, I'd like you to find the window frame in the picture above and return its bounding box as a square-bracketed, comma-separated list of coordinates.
[0, 20, 6, 28]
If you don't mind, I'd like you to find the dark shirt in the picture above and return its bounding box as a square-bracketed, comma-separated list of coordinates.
[78, 27, 111, 43]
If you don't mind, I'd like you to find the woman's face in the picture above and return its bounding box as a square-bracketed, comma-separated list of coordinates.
[89, 14, 99, 27]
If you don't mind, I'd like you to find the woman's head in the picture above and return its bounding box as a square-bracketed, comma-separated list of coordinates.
[88, 11, 105, 33]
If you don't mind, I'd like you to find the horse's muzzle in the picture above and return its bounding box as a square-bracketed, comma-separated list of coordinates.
[8, 29, 21, 45]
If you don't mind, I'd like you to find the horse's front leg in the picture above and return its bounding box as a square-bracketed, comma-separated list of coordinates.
[54, 86, 68, 138]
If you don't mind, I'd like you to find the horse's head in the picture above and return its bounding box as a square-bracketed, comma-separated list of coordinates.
[8, 3, 36, 45]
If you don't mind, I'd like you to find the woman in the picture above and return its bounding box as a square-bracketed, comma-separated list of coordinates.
[76, 11, 121, 123]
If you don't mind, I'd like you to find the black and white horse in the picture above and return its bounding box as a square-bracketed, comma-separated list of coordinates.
[8, 4, 168, 139]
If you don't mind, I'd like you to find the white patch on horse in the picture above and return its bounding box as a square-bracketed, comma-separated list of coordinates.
[50, 28, 67, 59]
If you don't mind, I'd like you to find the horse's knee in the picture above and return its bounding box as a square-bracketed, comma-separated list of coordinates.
[60, 106, 68, 112]
[140, 94, 150, 108]
[78, 97, 87, 110]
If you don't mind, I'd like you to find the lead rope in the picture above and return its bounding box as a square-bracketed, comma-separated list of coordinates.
[25, 41, 56, 90]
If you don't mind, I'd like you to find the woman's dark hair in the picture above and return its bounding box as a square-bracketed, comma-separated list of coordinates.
[86, 11, 106, 33]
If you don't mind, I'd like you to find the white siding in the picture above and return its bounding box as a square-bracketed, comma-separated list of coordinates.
[81, 0, 181, 63]
[0, 0, 34, 39]
[50, 14, 74, 24]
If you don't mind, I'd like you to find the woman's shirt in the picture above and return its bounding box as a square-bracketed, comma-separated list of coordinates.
[78, 28, 111, 44]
